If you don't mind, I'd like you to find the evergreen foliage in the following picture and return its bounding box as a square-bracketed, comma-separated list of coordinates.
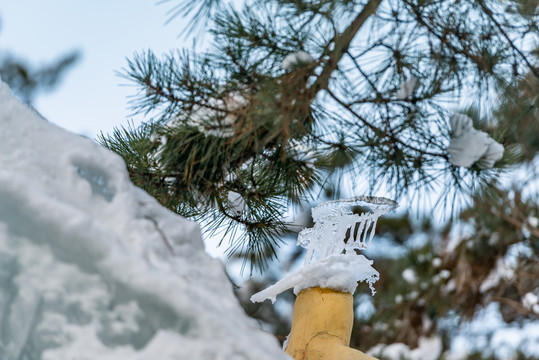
[100, 0, 537, 272]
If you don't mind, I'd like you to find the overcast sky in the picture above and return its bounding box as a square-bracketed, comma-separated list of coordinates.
[1, 0, 190, 138]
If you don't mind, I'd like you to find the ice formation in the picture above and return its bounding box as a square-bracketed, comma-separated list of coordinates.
[251, 196, 398, 303]
[0, 80, 287, 360]
[281, 51, 315, 70]
[447, 113, 504, 168]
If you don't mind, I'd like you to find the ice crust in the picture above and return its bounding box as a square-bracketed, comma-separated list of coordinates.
[0, 80, 287, 360]
[251, 196, 397, 303]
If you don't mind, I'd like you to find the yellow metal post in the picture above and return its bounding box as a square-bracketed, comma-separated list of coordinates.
[285, 287, 378, 360]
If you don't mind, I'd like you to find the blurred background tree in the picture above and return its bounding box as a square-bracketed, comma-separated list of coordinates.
[0, 16, 79, 105]
[99, 0, 538, 358]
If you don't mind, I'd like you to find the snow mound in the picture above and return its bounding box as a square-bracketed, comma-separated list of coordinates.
[0, 80, 287, 360]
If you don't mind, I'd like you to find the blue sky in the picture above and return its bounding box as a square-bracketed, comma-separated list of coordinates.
[1, 0, 190, 137]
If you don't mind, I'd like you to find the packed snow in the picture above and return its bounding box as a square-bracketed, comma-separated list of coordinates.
[0, 80, 288, 360]
[447, 113, 504, 168]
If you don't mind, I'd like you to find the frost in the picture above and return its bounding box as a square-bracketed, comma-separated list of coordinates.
[0, 80, 286, 360]
[448, 303, 539, 359]
[251, 196, 397, 303]
[479, 140, 504, 169]
[281, 51, 315, 70]
[447, 113, 504, 168]
[445, 279, 457, 293]
[407, 291, 419, 300]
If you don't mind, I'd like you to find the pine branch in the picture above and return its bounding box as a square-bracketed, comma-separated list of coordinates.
[309, 0, 383, 95]
[325, 87, 448, 159]
[475, 0, 539, 78]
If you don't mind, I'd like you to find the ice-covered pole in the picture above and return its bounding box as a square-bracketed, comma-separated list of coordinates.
[251, 196, 398, 360]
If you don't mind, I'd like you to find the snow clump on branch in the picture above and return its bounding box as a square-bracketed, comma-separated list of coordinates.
[396, 76, 419, 99]
[447, 113, 504, 168]
[175, 92, 248, 138]
[281, 51, 315, 70]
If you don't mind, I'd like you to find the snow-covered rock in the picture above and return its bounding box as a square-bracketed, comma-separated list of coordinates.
[0, 80, 287, 360]
[447, 113, 504, 168]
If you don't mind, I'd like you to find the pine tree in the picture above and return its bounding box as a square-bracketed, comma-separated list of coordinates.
[99, 0, 537, 271]
[98, 0, 538, 357]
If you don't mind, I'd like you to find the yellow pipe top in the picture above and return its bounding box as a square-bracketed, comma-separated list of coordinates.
[285, 287, 378, 360]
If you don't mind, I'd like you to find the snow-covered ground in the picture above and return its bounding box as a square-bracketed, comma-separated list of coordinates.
[0, 79, 288, 359]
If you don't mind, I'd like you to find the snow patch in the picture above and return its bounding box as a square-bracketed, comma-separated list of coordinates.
[479, 257, 514, 293]
[227, 191, 247, 214]
[174, 92, 248, 138]
[368, 336, 442, 360]
[402, 268, 418, 284]
[522, 292, 539, 314]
